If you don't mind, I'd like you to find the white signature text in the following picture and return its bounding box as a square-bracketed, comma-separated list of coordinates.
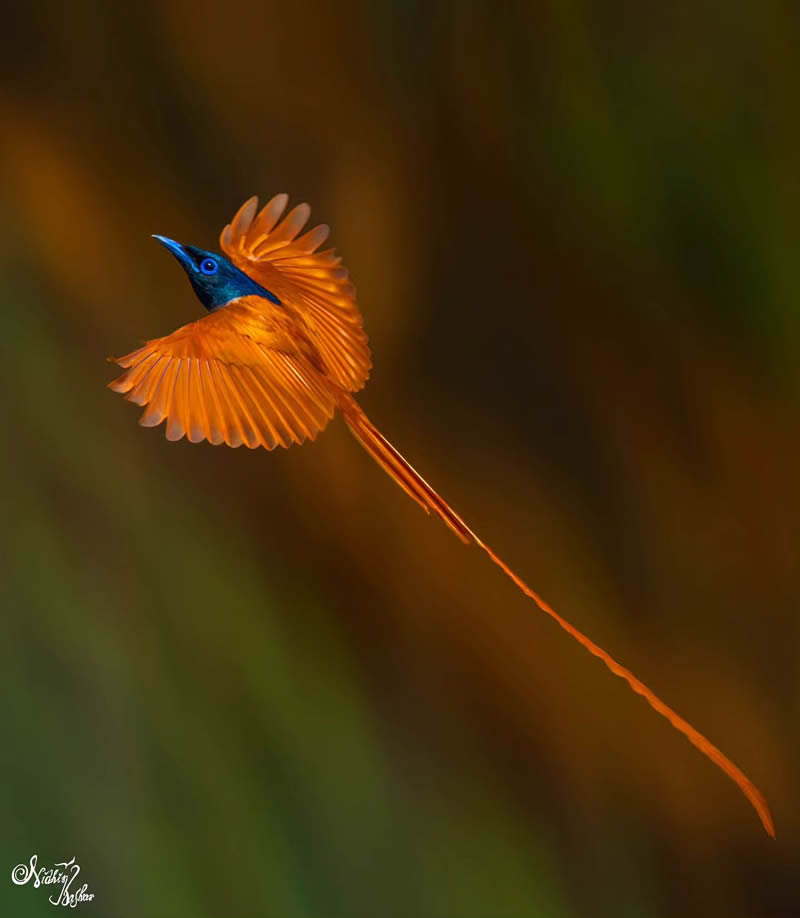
[12, 855, 95, 908]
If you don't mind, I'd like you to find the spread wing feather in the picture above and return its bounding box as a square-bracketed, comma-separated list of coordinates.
[108, 299, 337, 449]
[220, 194, 372, 392]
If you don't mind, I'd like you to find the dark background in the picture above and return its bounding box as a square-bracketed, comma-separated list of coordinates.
[1, 2, 797, 916]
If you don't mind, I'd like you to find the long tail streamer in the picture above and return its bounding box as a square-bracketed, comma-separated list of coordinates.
[340, 394, 775, 837]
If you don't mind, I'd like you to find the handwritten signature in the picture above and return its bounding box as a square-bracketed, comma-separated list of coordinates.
[12, 855, 95, 908]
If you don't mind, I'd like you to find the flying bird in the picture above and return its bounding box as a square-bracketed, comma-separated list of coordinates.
[109, 194, 774, 837]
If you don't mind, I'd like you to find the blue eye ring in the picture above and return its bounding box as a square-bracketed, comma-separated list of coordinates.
[199, 257, 218, 275]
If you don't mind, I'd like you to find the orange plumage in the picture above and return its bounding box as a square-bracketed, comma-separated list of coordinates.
[109, 195, 775, 837]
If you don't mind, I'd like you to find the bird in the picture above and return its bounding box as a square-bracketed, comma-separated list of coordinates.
[108, 193, 774, 837]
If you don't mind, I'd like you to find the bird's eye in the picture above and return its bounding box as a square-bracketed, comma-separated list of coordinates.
[199, 257, 218, 275]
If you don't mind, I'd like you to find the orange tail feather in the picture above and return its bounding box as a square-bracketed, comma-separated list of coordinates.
[339, 396, 775, 837]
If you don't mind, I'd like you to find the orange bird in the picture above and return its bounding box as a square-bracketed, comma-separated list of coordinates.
[109, 194, 774, 836]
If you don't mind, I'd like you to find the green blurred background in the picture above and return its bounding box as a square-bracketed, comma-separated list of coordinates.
[1, 2, 797, 915]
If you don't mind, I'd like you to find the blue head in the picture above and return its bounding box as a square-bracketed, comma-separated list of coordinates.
[152, 236, 280, 312]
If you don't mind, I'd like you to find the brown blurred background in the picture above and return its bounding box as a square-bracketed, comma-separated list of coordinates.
[1, 2, 797, 916]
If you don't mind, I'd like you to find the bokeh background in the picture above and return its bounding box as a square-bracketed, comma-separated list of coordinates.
[1, 2, 798, 915]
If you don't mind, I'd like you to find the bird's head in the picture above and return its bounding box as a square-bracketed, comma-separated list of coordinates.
[152, 236, 280, 312]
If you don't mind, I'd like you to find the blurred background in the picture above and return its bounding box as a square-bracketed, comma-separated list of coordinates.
[1, 2, 797, 915]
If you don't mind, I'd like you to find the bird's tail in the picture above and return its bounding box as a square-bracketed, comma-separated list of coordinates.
[339, 394, 775, 837]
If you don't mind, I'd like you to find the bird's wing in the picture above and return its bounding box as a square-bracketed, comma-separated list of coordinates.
[219, 195, 371, 393]
[108, 298, 338, 449]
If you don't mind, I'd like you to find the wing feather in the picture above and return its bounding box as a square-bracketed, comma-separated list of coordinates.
[184, 361, 205, 443]
[192, 360, 221, 445]
[196, 359, 225, 446]
[205, 359, 244, 448]
[165, 359, 186, 442]
[108, 298, 338, 450]
[258, 365, 313, 443]
[141, 357, 178, 428]
[222, 367, 265, 449]
[230, 364, 282, 449]
[127, 356, 165, 406]
[108, 350, 157, 394]
[240, 367, 293, 447]
[220, 194, 371, 392]
[236, 335, 324, 441]
[114, 343, 156, 370]
[249, 193, 288, 239]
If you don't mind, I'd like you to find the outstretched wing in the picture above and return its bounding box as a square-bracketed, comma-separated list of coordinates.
[108, 298, 337, 449]
[220, 194, 371, 393]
